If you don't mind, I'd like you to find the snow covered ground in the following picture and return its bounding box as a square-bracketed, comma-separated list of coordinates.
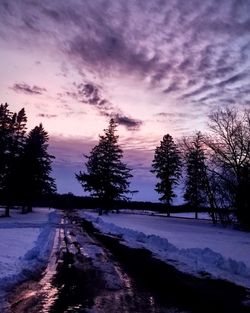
[109, 209, 211, 220]
[169, 212, 210, 219]
[80, 211, 250, 289]
[0, 208, 60, 307]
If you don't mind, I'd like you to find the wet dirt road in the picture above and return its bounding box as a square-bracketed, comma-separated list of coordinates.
[5, 210, 250, 313]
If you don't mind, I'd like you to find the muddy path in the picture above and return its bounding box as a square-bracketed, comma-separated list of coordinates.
[6, 211, 177, 313]
[5, 210, 250, 313]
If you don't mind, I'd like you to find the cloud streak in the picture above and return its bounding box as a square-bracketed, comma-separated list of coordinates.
[1, 0, 250, 200]
[58, 81, 143, 130]
[2, 0, 250, 110]
[11, 83, 47, 95]
[38, 113, 57, 118]
[113, 114, 142, 130]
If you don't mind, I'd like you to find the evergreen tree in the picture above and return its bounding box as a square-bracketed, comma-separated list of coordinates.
[0, 104, 24, 216]
[19, 123, 56, 212]
[183, 132, 208, 218]
[76, 119, 133, 215]
[152, 134, 182, 215]
[5, 108, 27, 200]
[0, 103, 13, 193]
[12, 108, 27, 153]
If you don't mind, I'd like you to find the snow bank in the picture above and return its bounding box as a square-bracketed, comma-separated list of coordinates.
[82, 212, 250, 289]
[0, 208, 60, 302]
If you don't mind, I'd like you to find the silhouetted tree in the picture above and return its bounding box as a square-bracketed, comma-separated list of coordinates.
[0, 103, 12, 198]
[183, 132, 208, 219]
[12, 108, 27, 151]
[0, 103, 13, 215]
[20, 123, 56, 212]
[205, 107, 250, 227]
[76, 119, 133, 215]
[4, 108, 27, 215]
[152, 134, 182, 216]
[0, 104, 28, 216]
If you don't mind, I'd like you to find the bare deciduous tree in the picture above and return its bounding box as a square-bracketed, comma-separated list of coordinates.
[205, 107, 250, 227]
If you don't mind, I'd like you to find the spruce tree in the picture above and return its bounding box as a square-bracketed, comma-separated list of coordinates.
[183, 132, 208, 218]
[20, 123, 56, 212]
[152, 134, 182, 215]
[0, 104, 27, 216]
[12, 108, 27, 152]
[0, 103, 13, 216]
[4, 108, 27, 216]
[76, 119, 133, 214]
[0, 103, 12, 197]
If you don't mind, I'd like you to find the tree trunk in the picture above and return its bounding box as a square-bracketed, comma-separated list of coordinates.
[209, 209, 217, 224]
[5, 205, 10, 217]
[166, 201, 170, 217]
[204, 179, 218, 224]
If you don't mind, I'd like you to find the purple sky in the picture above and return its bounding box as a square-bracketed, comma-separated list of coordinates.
[0, 0, 250, 202]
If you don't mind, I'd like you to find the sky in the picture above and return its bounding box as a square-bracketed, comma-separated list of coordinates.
[0, 0, 250, 202]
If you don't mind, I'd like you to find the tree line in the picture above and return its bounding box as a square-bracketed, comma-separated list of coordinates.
[1, 102, 249, 228]
[0, 103, 56, 216]
[76, 107, 250, 228]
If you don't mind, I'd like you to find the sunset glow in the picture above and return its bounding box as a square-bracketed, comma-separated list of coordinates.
[1, 0, 250, 201]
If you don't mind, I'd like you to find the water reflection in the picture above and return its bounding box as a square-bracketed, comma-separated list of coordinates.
[39, 227, 62, 313]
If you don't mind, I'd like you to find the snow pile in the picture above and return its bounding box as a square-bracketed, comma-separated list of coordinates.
[0, 208, 60, 300]
[81, 212, 250, 288]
